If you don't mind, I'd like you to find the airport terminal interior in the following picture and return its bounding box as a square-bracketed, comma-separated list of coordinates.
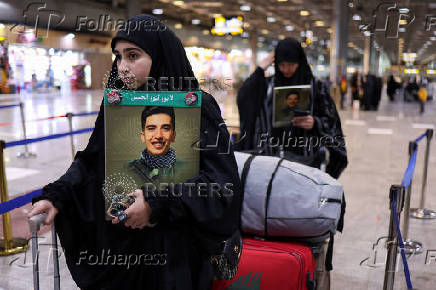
[0, 0, 436, 289]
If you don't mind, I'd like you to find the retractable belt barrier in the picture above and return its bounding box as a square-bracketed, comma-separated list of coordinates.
[383, 130, 433, 290]
[0, 113, 95, 255]
[0, 103, 21, 110]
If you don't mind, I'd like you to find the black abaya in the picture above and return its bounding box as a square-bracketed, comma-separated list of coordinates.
[33, 14, 241, 290]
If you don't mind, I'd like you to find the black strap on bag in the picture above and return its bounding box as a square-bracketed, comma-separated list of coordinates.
[264, 158, 285, 236]
[240, 154, 256, 193]
[325, 232, 334, 271]
[239, 154, 256, 227]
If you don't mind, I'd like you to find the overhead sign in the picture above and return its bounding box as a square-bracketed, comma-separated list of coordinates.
[211, 16, 243, 36]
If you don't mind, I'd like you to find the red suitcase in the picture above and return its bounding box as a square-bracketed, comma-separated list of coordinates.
[213, 238, 316, 290]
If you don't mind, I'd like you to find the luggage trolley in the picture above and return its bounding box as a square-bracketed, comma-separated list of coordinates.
[28, 213, 60, 290]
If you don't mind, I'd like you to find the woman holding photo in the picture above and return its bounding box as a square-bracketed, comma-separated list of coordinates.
[28, 14, 241, 290]
[236, 37, 347, 179]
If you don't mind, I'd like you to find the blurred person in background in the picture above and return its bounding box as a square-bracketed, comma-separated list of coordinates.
[339, 75, 347, 109]
[236, 37, 347, 179]
[350, 71, 363, 107]
[418, 84, 427, 114]
[387, 75, 400, 102]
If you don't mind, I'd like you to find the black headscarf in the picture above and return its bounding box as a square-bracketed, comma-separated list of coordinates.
[274, 38, 313, 87]
[108, 14, 199, 91]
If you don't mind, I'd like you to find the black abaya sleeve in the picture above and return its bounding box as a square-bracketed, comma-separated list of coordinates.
[235, 67, 268, 151]
[312, 80, 348, 179]
[32, 99, 105, 219]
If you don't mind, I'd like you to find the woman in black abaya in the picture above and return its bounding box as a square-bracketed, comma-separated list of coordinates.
[236, 37, 347, 179]
[28, 14, 241, 290]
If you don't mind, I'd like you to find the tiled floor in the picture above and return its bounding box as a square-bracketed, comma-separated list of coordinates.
[0, 87, 436, 289]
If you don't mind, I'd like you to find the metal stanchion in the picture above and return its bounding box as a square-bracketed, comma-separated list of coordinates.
[0, 140, 29, 255]
[51, 223, 60, 290]
[66, 113, 75, 159]
[17, 102, 36, 158]
[411, 129, 436, 219]
[402, 141, 423, 254]
[383, 185, 405, 290]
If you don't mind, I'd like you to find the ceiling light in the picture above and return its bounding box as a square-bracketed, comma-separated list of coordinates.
[213, 13, 222, 18]
[399, 8, 409, 14]
[65, 33, 75, 39]
[300, 10, 310, 16]
[279, 35, 285, 40]
[363, 31, 371, 36]
[261, 29, 269, 35]
[399, 27, 406, 32]
[243, 22, 250, 28]
[192, 19, 200, 25]
[327, 28, 333, 33]
[173, 1, 184, 6]
[352, 14, 362, 21]
[152, 8, 163, 15]
[267, 17, 276, 23]
[315, 21, 325, 27]
[285, 25, 294, 31]
[174, 23, 183, 29]
[202, 29, 209, 35]
[240, 5, 251, 11]
[241, 32, 249, 38]
[348, 2, 354, 8]
[257, 42, 263, 48]
[399, 19, 407, 25]
[258, 36, 265, 42]
[431, 37, 436, 41]
[278, 0, 288, 2]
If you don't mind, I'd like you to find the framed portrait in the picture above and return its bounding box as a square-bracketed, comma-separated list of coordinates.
[272, 84, 312, 128]
[103, 89, 202, 220]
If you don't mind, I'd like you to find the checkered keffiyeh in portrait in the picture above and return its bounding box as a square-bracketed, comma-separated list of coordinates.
[141, 148, 176, 169]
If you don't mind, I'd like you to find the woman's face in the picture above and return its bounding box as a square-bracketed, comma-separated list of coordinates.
[278, 61, 299, 78]
[113, 40, 152, 89]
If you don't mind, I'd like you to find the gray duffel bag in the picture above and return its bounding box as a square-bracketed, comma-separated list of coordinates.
[235, 151, 344, 243]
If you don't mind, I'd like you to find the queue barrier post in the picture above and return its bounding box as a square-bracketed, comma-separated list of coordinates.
[383, 185, 405, 290]
[17, 102, 36, 159]
[402, 141, 423, 254]
[66, 113, 75, 159]
[411, 129, 436, 219]
[0, 140, 29, 255]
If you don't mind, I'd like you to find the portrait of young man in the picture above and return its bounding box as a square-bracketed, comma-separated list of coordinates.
[127, 106, 178, 185]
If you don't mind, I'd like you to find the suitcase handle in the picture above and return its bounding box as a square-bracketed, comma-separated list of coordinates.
[28, 213, 60, 290]
[28, 213, 48, 233]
